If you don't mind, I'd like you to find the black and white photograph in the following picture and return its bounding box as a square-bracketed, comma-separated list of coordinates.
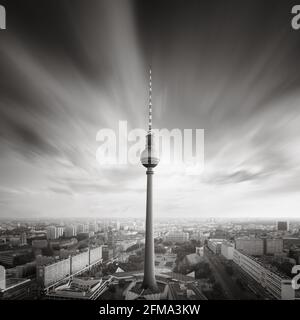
[0, 0, 300, 312]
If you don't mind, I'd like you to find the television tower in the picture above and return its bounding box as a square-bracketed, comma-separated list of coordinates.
[140, 68, 159, 292]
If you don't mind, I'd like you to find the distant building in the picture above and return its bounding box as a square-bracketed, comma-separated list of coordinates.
[8, 261, 36, 278]
[190, 231, 202, 241]
[164, 231, 189, 243]
[265, 238, 283, 255]
[212, 229, 228, 239]
[89, 222, 98, 233]
[107, 231, 115, 249]
[290, 247, 300, 264]
[221, 241, 234, 260]
[77, 224, 89, 234]
[277, 221, 289, 232]
[9, 237, 21, 246]
[46, 226, 58, 240]
[283, 237, 300, 249]
[235, 237, 264, 256]
[207, 239, 223, 255]
[102, 245, 113, 261]
[0, 252, 30, 267]
[64, 226, 77, 238]
[57, 227, 64, 238]
[20, 233, 27, 246]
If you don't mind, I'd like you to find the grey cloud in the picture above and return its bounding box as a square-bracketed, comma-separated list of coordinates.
[0, 113, 60, 158]
[205, 169, 264, 185]
[0, 0, 300, 218]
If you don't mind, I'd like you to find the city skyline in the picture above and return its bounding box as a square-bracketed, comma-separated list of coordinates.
[0, 216, 299, 301]
[1, 0, 300, 219]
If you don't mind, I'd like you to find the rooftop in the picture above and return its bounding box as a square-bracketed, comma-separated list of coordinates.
[46, 277, 104, 299]
[236, 250, 291, 280]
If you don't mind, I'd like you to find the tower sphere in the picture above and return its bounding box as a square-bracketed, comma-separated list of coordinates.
[140, 133, 160, 168]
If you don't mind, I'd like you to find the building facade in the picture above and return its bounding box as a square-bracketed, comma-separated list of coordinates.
[164, 231, 189, 244]
[221, 241, 234, 260]
[37, 246, 103, 288]
[265, 238, 283, 255]
[235, 237, 264, 256]
[207, 239, 223, 255]
[233, 249, 295, 300]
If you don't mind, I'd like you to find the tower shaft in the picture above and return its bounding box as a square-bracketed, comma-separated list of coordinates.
[142, 168, 158, 291]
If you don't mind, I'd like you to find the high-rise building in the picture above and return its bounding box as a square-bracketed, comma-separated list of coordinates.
[88, 222, 98, 233]
[140, 68, 160, 293]
[107, 230, 115, 249]
[20, 232, 27, 246]
[264, 238, 283, 255]
[277, 221, 289, 232]
[46, 226, 58, 240]
[235, 237, 264, 256]
[102, 245, 113, 261]
[64, 225, 77, 238]
[77, 224, 89, 234]
[57, 227, 64, 238]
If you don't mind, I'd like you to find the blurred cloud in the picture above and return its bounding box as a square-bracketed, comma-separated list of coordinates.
[0, 0, 300, 219]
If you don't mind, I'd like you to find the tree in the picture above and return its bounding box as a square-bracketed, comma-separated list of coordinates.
[225, 265, 234, 276]
[108, 285, 116, 293]
[42, 244, 54, 257]
[78, 242, 88, 250]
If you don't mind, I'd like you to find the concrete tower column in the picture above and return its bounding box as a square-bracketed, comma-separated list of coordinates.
[142, 167, 158, 291]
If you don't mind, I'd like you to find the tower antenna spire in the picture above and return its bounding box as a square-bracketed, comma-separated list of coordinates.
[148, 68, 152, 133]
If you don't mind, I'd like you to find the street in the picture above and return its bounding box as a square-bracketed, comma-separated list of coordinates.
[204, 247, 258, 300]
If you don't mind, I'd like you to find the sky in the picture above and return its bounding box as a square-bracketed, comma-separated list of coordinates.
[0, 0, 300, 219]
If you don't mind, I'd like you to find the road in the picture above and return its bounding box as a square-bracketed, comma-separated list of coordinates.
[204, 247, 258, 300]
